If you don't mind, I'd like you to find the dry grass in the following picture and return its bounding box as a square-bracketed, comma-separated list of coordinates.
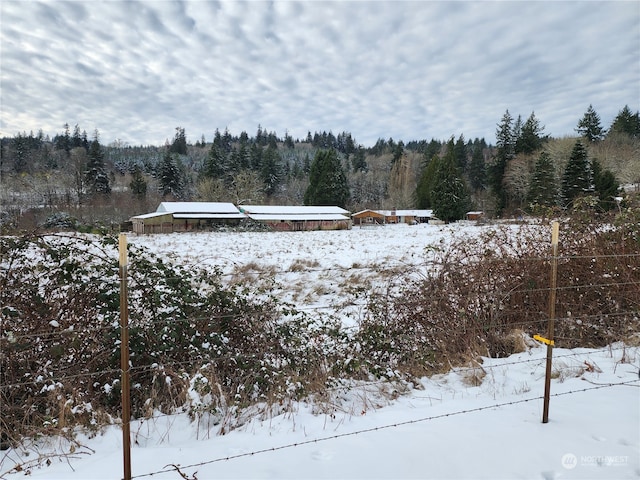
[288, 258, 321, 272]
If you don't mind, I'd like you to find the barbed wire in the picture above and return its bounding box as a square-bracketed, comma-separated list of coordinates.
[2, 288, 638, 345]
[1, 342, 636, 393]
[130, 378, 640, 479]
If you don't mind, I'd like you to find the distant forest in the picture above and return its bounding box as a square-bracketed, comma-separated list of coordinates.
[1, 105, 638, 231]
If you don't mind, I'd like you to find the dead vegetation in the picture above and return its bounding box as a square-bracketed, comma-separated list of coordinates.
[1, 206, 639, 453]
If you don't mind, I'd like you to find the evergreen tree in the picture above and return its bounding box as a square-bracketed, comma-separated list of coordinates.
[467, 142, 486, 191]
[158, 149, 184, 198]
[517, 112, 546, 154]
[576, 105, 605, 142]
[414, 155, 440, 209]
[236, 143, 251, 170]
[351, 146, 368, 173]
[303, 149, 349, 207]
[169, 127, 187, 155]
[85, 130, 111, 195]
[430, 140, 471, 222]
[591, 159, 620, 211]
[72, 124, 83, 149]
[260, 145, 281, 196]
[55, 123, 71, 154]
[489, 110, 515, 213]
[11, 133, 28, 173]
[609, 105, 640, 138]
[249, 143, 262, 171]
[512, 115, 523, 148]
[284, 131, 295, 149]
[303, 154, 311, 175]
[202, 144, 227, 179]
[129, 166, 147, 198]
[423, 139, 442, 162]
[561, 140, 591, 207]
[391, 140, 404, 165]
[256, 125, 265, 146]
[454, 134, 467, 171]
[527, 151, 557, 208]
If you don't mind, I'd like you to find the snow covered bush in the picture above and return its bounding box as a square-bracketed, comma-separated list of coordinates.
[0, 233, 351, 447]
[356, 215, 640, 376]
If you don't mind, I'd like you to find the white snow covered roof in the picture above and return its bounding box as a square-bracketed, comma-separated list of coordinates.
[247, 214, 350, 221]
[377, 209, 433, 217]
[130, 212, 172, 220]
[173, 213, 246, 219]
[239, 205, 350, 215]
[156, 202, 241, 214]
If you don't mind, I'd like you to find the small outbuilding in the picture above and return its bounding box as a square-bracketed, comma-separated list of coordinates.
[352, 209, 386, 226]
[466, 211, 485, 221]
[353, 209, 433, 225]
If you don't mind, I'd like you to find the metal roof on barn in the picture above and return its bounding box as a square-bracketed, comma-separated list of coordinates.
[377, 209, 433, 217]
[238, 205, 350, 222]
[130, 212, 172, 220]
[239, 205, 349, 215]
[247, 213, 350, 221]
[156, 202, 241, 214]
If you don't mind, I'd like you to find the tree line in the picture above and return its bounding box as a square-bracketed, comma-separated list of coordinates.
[0, 105, 638, 230]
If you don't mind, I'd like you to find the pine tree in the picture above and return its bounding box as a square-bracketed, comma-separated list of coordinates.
[423, 139, 442, 162]
[391, 140, 404, 165]
[303, 149, 349, 207]
[454, 134, 467, 170]
[414, 154, 440, 209]
[609, 105, 640, 138]
[11, 133, 28, 173]
[561, 140, 591, 207]
[591, 159, 620, 211]
[55, 123, 71, 154]
[430, 139, 471, 222]
[489, 110, 515, 213]
[85, 130, 111, 195]
[517, 112, 546, 154]
[129, 166, 147, 198]
[527, 151, 557, 208]
[158, 149, 184, 198]
[260, 145, 281, 196]
[576, 105, 605, 142]
[72, 124, 83, 149]
[250, 143, 262, 171]
[201, 144, 227, 179]
[169, 127, 187, 155]
[351, 147, 368, 173]
[467, 142, 486, 191]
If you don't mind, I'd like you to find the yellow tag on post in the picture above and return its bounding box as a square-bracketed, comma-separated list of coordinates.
[534, 334, 554, 346]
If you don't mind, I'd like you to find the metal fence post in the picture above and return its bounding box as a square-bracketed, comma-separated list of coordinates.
[542, 221, 560, 423]
[119, 233, 132, 479]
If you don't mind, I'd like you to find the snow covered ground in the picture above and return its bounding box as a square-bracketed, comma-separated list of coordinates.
[2, 223, 639, 479]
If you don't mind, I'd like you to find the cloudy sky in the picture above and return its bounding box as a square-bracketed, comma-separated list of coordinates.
[1, 1, 638, 147]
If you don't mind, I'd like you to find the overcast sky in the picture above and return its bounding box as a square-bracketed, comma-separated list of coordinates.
[1, 1, 638, 147]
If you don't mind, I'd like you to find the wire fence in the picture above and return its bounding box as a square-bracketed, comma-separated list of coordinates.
[1, 225, 639, 477]
[130, 378, 640, 480]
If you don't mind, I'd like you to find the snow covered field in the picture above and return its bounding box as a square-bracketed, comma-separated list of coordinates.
[2, 223, 639, 479]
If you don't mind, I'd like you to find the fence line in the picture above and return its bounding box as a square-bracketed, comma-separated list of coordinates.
[130, 378, 640, 480]
[2, 232, 639, 463]
[3, 298, 638, 346]
[2, 343, 636, 397]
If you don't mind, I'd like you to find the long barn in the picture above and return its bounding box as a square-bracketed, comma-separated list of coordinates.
[130, 203, 352, 234]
